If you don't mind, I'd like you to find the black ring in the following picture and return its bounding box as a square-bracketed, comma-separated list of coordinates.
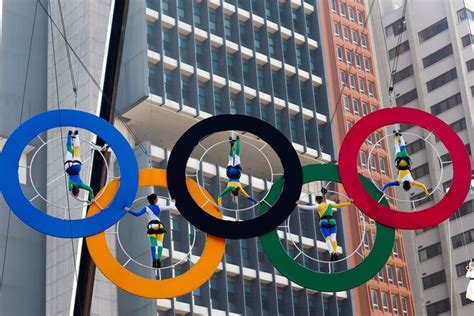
[167, 114, 303, 239]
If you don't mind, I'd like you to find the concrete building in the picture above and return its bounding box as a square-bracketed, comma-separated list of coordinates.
[370, 0, 474, 315]
[0, 0, 48, 315]
[318, 0, 415, 315]
[114, 0, 355, 314]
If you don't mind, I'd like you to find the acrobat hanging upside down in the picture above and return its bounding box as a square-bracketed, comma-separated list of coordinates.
[298, 188, 352, 261]
[382, 131, 429, 196]
[64, 130, 95, 200]
[217, 136, 257, 206]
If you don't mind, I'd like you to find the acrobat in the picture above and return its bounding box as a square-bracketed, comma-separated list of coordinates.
[64, 130, 95, 201]
[466, 262, 474, 301]
[124, 194, 174, 268]
[217, 136, 257, 206]
[381, 131, 429, 196]
[298, 188, 352, 261]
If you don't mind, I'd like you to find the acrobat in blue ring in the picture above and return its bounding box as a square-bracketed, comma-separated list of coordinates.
[0, 110, 138, 238]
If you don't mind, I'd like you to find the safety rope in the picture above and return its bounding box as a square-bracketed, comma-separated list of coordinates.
[57, 0, 78, 107]
[49, 1, 83, 314]
[36, 0, 149, 157]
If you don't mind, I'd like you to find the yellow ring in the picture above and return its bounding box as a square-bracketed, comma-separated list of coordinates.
[86, 168, 225, 298]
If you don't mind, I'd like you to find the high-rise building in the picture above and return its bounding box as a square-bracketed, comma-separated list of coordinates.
[115, 0, 356, 314]
[0, 0, 48, 315]
[370, 0, 474, 315]
[318, 1, 415, 316]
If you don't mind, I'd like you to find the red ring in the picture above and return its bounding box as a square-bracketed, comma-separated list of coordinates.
[339, 107, 471, 229]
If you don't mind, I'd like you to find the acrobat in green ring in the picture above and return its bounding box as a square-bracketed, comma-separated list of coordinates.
[259, 163, 395, 292]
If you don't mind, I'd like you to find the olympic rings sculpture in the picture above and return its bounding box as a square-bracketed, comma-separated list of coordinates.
[0, 108, 470, 298]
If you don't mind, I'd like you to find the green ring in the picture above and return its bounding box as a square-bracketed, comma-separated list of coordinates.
[259, 164, 395, 292]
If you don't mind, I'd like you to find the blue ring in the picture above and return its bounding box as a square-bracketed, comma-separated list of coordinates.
[0, 110, 138, 238]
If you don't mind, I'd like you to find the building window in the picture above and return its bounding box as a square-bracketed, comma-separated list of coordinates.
[456, 260, 473, 277]
[396, 89, 418, 106]
[452, 228, 474, 249]
[389, 40, 410, 59]
[357, 11, 364, 26]
[331, 0, 337, 13]
[371, 290, 379, 310]
[337, 46, 344, 61]
[359, 151, 368, 168]
[334, 22, 341, 37]
[343, 26, 349, 40]
[368, 81, 375, 97]
[353, 99, 360, 115]
[214, 88, 223, 114]
[358, 78, 366, 94]
[362, 102, 369, 116]
[364, 57, 371, 73]
[198, 82, 208, 112]
[461, 292, 474, 306]
[387, 265, 394, 284]
[385, 17, 406, 37]
[467, 59, 474, 71]
[352, 30, 359, 45]
[423, 44, 453, 68]
[393, 65, 414, 84]
[181, 76, 190, 105]
[209, 10, 218, 33]
[449, 200, 474, 221]
[340, 71, 347, 86]
[355, 54, 362, 68]
[349, 74, 356, 89]
[379, 157, 386, 175]
[361, 34, 368, 48]
[426, 68, 457, 92]
[177, 0, 187, 21]
[418, 18, 448, 43]
[422, 270, 446, 289]
[382, 292, 389, 312]
[392, 295, 399, 314]
[457, 8, 474, 22]
[344, 95, 351, 111]
[450, 118, 467, 133]
[411, 163, 429, 179]
[430, 93, 461, 115]
[396, 267, 404, 286]
[340, 3, 346, 17]
[401, 297, 409, 316]
[426, 299, 450, 315]
[405, 138, 426, 154]
[161, 0, 170, 15]
[349, 7, 355, 21]
[378, 270, 384, 282]
[268, 33, 276, 57]
[462, 33, 474, 47]
[346, 49, 353, 65]
[418, 242, 442, 262]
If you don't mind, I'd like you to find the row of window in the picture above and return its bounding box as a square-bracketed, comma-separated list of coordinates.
[452, 228, 474, 249]
[371, 290, 410, 315]
[423, 44, 453, 68]
[457, 7, 474, 22]
[418, 17, 448, 43]
[343, 96, 378, 117]
[154, 22, 319, 77]
[385, 17, 406, 37]
[422, 270, 446, 290]
[331, 0, 366, 26]
[426, 298, 450, 315]
[340, 71, 377, 96]
[336, 45, 372, 73]
[333, 22, 370, 49]
[426, 68, 457, 92]
[358, 151, 387, 175]
[374, 263, 407, 287]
